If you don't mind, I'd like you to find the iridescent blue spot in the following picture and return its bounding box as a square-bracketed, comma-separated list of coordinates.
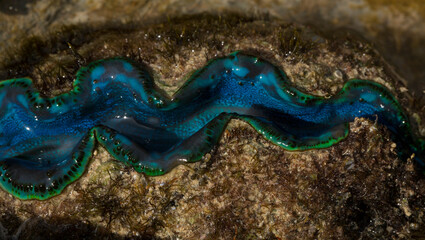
[91, 65, 105, 80]
[123, 61, 133, 72]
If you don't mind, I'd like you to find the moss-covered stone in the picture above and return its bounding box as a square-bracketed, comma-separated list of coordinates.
[0, 12, 424, 240]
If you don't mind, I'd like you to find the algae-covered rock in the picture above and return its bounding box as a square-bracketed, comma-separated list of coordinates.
[0, 4, 424, 240]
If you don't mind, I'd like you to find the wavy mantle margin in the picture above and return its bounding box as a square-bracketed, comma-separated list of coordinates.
[0, 51, 423, 200]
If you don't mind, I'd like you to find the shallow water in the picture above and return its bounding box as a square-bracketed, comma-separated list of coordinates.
[0, 1, 424, 239]
[0, 0, 424, 98]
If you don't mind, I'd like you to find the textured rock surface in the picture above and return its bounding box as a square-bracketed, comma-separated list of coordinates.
[0, 2, 424, 240]
[0, 0, 424, 96]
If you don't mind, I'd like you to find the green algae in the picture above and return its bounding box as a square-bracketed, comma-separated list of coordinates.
[0, 13, 424, 239]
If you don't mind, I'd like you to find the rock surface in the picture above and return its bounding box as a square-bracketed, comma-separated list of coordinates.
[0, 3, 424, 240]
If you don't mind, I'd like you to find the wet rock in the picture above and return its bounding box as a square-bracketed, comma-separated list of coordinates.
[0, 7, 424, 240]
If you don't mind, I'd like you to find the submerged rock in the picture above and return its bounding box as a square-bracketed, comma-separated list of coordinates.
[0, 8, 424, 240]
